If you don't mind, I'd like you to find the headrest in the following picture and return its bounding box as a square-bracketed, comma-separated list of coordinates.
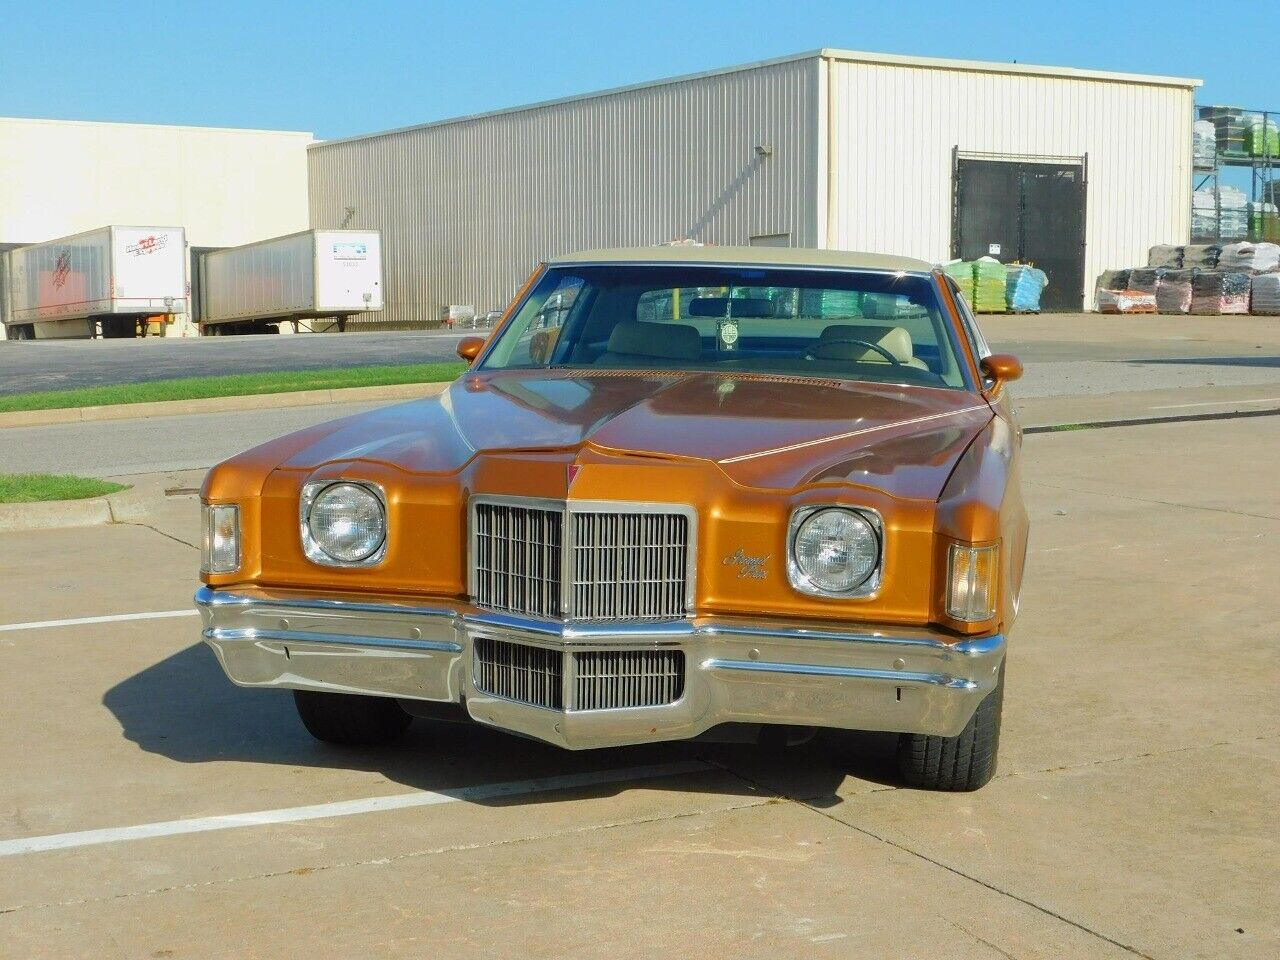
[817, 324, 915, 364]
[605, 321, 702, 360]
[687, 297, 775, 318]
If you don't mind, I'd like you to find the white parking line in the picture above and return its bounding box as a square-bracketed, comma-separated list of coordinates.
[0, 610, 198, 634]
[1149, 396, 1280, 411]
[0, 761, 709, 857]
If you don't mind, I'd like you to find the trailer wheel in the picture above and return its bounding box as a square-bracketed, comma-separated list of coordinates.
[10, 324, 35, 340]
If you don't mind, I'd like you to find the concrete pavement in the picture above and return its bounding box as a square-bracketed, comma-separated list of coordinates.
[0, 414, 1276, 958]
[0, 329, 468, 395]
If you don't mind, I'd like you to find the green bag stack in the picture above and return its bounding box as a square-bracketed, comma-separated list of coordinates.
[973, 257, 1008, 313]
[942, 261, 976, 307]
[1246, 117, 1280, 157]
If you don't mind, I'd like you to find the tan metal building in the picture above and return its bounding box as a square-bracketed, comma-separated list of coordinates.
[0, 116, 314, 335]
[309, 49, 1199, 320]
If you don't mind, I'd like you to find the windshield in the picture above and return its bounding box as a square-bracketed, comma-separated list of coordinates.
[479, 264, 971, 389]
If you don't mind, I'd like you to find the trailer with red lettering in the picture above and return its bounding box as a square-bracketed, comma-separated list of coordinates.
[1, 225, 187, 339]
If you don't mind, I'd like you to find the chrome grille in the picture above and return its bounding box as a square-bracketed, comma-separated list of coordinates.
[472, 501, 563, 618]
[473, 637, 563, 710]
[470, 499, 693, 621]
[570, 512, 690, 620]
[573, 649, 685, 710]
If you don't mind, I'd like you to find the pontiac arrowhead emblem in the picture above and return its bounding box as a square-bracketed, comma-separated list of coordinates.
[567, 464, 580, 487]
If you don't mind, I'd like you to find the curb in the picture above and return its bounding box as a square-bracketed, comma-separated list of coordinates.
[0, 470, 203, 533]
[0, 497, 115, 532]
[0, 380, 453, 429]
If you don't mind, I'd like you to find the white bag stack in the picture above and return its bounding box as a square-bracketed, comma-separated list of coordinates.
[1193, 119, 1216, 167]
[1220, 242, 1280, 272]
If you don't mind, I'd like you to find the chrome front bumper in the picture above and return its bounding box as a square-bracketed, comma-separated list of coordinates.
[195, 585, 1004, 748]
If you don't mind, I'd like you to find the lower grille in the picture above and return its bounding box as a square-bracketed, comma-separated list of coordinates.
[473, 637, 563, 710]
[573, 649, 685, 710]
[472, 638, 685, 711]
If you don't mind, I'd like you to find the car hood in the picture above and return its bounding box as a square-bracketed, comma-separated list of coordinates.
[276, 371, 993, 500]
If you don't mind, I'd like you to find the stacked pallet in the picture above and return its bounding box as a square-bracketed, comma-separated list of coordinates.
[1193, 120, 1216, 167]
[1251, 273, 1280, 314]
[1190, 272, 1251, 315]
[1220, 241, 1280, 272]
[942, 261, 976, 307]
[973, 258, 1007, 312]
[1097, 289, 1156, 314]
[1245, 115, 1280, 157]
[1005, 265, 1047, 312]
[1199, 106, 1247, 156]
[1155, 270, 1196, 314]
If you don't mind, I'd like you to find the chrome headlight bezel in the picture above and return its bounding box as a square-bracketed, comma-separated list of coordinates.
[786, 505, 884, 599]
[300, 480, 388, 568]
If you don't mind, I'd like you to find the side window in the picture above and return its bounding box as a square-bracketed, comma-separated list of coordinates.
[492, 275, 583, 367]
[947, 278, 992, 380]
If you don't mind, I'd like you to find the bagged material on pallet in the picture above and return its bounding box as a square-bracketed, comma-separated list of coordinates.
[1148, 245, 1184, 268]
[1200, 106, 1246, 155]
[1191, 189, 1219, 239]
[1127, 268, 1165, 294]
[1155, 269, 1196, 313]
[1220, 241, 1280, 272]
[1183, 244, 1222, 269]
[1245, 115, 1280, 157]
[942, 260, 976, 306]
[1250, 273, 1280, 314]
[1219, 186, 1249, 239]
[973, 257, 1007, 312]
[1193, 119, 1217, 167]
[1190, 271, 1251, 315]
[1005, 264, 1047, 312]
[1097, 289, 1156, 314]
[1191, 187, 1248, 240]
[1094, 270, 1130, 310]
[1249, 202, 1280, 242]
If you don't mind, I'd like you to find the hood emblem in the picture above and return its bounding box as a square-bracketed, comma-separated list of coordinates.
[567, 464, 581, 488]
[723, 549, 769, 580]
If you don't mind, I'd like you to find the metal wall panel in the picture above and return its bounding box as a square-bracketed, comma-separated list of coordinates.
[308, 58, 820, 326]
[826, 59, 1194, 306]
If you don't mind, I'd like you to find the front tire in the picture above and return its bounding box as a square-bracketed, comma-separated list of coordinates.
[897, 664, 1003, 791]
[293, 690, 412, 746]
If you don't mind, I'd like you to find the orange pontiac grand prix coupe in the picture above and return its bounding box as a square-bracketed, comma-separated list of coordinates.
[197, 247, 1028, 791]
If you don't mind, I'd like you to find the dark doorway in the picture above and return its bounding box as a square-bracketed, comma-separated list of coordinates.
[952, 151, 1087, 311]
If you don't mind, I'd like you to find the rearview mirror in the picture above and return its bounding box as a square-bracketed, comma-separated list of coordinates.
[457, 336, 486, 364]
[980, 353, 1023, 384]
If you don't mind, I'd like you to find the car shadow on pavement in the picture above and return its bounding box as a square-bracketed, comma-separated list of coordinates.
[102, 643, 902, 806]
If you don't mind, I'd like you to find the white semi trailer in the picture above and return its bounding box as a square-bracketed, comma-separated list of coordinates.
[196, 229, 383, 334]
[1, 226, 187, 339]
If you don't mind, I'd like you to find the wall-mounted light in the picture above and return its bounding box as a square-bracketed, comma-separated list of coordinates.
[754, 144, 774, 158]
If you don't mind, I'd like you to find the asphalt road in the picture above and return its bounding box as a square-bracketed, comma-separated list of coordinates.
[1, 415, 1275, 958]
[5, 312, 1280, 395]
[6, 314, 1280, 477]
[0, 330, 468, 395]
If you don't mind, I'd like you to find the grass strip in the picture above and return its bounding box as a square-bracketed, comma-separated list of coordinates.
[0, 473, 129, 504]
[0, 362, 467, 413]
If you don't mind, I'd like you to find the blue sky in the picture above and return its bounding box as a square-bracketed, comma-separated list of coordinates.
[1, 0, 1274, 138]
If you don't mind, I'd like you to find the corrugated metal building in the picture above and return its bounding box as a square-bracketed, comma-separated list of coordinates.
[0, 116, 313, 335]
[309, 49, 1199, 320]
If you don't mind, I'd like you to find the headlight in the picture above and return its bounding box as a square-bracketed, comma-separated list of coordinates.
[788, 506, 882, 597]
[200, 503, 240, 574]
[301, 481, 387, 566]
[946, 543, 999, 622]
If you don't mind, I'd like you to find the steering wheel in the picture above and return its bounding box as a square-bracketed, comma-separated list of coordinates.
[803, 336, 903, 365]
